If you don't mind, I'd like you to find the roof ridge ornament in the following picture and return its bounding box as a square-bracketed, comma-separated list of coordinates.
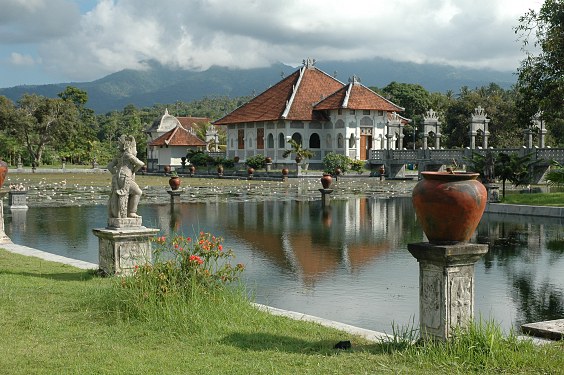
[348, 75, 361, 84]
[303, 58, 316, 68]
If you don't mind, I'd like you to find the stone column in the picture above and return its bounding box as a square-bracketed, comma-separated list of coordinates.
[318, 189, 333, 207]
[0, 191, 12, 244]
[407, 242, 488, 341]
[422, 134, 429, 150]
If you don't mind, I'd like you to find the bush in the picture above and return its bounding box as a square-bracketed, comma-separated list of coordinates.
[546, 162, 564, 186]
[188, 151, 212, 167]
[212, 157, 234, 168]
[245, 154, 267, 169]
[350, 159, 367, 174]
[322, 152, 351, 174]
[121, 232, 245, 302]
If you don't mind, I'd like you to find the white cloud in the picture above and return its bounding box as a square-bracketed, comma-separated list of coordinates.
[9, 52, 36, 66]
[34, 0, 542, 82]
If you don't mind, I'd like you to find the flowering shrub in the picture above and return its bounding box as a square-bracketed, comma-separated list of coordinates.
[125, 232, 245, 299]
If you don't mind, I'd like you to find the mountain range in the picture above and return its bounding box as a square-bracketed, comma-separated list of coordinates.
[0, 58, 516, 114]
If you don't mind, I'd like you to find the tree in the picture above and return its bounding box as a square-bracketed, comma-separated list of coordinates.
[282, 139, 313, 162]
[12, 94, 80, 167]
[515, 0, 564, 146]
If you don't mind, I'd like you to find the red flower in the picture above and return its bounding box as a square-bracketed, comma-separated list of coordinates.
[218, 245, 223, 251]
[189, 255, 204, 265]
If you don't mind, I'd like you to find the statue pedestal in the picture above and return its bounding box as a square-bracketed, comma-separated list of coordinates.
[0, 191, 12, 244]
[407, 242, 488, 341]
[93, 217, 159, 276]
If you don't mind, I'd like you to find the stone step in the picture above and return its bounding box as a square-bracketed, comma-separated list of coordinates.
[521, 319, 564, 341]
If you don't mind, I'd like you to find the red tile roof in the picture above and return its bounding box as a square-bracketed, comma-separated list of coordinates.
[149, 125, 207, 147]
[213, 65, 343, 125]
[315, 81, 404, 112]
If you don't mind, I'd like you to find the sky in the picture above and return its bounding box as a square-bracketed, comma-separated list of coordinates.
[0, 0, 543, 88]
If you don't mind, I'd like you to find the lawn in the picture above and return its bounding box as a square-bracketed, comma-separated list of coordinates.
[503, 192, 564, 207]
[1, 249, 562, 374]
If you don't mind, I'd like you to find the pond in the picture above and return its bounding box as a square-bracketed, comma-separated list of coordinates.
[4, 197, 564, 335]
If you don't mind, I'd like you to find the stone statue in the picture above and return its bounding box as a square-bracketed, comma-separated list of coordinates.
[107, 135, 145, 219]
[484, 151, 495, 183]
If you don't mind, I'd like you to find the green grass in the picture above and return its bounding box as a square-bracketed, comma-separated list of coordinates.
[1, 249, 562, 374]
[503, 192, 564, 206]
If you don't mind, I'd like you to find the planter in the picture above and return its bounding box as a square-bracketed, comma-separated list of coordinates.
[295, 157, 302, 164]
[163, 165, 171, 174]
[168, 176, 181, 190]
[281, 168, 289, 176]
[247, 167, 255, 176]
[320, 173, 333, 189]
[412, 172, 487, 244]
[334, 167, 342, 176]
[234, 156, 240, 163]
[265, 157, 272, 164]
[0, 160, 7, 188]
[188, 165, 195, 176]
[217, 165, 224, 175]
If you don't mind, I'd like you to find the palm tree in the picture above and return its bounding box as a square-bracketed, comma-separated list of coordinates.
[282, 139, 313, 163]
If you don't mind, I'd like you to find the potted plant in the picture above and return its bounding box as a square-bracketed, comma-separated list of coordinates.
[168, 171, 181, 190]
[188, 165, 196, 177]
[320, 173, 333, 189]
[282, 139, 313, 164]
[217, 164, 224, 176]
[163, 165, 171, 174]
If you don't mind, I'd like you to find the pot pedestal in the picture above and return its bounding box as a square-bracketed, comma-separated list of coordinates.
[408, 242, 488, 341]
[168, 190, 181, 204]
[0, 190, 12, 244]
[318, 188, 333, 207]
[93, 218, 158, 276]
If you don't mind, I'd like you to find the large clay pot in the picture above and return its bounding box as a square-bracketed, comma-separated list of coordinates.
[247, 167, 255, 176]
[163, 165, 171, 174]
[0, 160, 7, 188]
[320, 173, 333, 189]
[169, 176, 181, 190]
[412, 172, 487, 244]
[265, 157, 272, 164]
[281, 168, 289, 176]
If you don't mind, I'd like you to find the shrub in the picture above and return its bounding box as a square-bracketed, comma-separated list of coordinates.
[188, 151, 212, 167]
[546, 162, 564, 186]
[121, 232, 245, 301]
[245, 154, 267, 169]
[350, 159, 367, 174]
[322, 152, 351, 174]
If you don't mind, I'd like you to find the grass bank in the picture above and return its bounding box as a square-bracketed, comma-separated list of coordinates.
[503, 192, 564, 207]
[1, 249, 562, 374]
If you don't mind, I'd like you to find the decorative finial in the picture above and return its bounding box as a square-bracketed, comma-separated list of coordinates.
[302, 58, 316, 68]
[348, 75, 361, 84]
[424, 109, 439, 121]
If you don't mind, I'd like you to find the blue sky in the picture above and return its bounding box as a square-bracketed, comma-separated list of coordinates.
[0, 0, 543, 88]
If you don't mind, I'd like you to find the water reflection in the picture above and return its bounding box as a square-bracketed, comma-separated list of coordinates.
[3, 197, 563, 333]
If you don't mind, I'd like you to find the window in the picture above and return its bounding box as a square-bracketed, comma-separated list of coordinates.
[291, 132, 302, 145]
[337, 109, 342, 115]
[350, 110, 355, 115]
[337, 133, 344, 148]
[377, 110, 384, 116]
[349, 133, 356, 148]
[309, 133, 320, 148]
[325, 134, 332, 148]
[267, 133, 274, 148]
[257, 128, 264, 149]
[238, 129, 244, 149]
[278, 133, 285, 148]
[363, 110, 370, 115]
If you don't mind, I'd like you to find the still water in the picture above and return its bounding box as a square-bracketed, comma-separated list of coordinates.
[4, 197, 564, 334]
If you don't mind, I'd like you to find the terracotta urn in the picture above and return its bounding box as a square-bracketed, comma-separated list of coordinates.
[234, 156, 240, 163]
[295, 156, 302, 164]
[379, 166, 386, 175]
[188, 165, 196, 176]
[169, 176, 181, 190]
[334, 167, 342, 176]
[247, 167, 255, 176]
[265, 157, 272, 164]
[0, 160, 8, 188]
[412, 172, 487, 244]
[217, 165, 224, 175]
[320, 173, 333, 189]
[163, 165, 171, 174]
[281, 168, 289, 176]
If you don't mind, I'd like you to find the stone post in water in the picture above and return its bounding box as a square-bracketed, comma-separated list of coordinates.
[408, 171, 488, 341]
[93, 135, 159, 276]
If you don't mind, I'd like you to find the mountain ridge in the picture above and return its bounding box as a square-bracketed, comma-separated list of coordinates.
[0, 58, 516, 114]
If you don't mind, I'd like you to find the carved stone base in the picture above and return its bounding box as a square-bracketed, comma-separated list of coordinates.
[93, 226, 159, 276]
[8, 191, 28, 210]
[407, 242, 488, 341]
[107, 217, 142, 229]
